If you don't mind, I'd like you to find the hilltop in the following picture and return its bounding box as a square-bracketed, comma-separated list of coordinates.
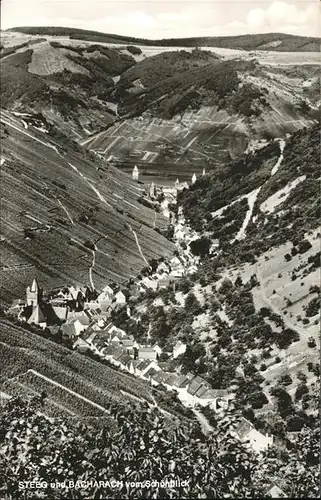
[1, 30, 319, 183]
[6, 26, 320, 51]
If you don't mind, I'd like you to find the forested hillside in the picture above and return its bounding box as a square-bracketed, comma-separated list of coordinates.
[7, 27, 320, 51]
[0, 394, 319, 499]
[178, 123, 320, 260]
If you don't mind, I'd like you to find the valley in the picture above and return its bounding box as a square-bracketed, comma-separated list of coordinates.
[0, 24, 320, 500]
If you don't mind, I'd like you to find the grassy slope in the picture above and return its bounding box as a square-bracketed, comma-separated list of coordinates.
[7, 27, 320, 51]
[0, 110, 175, 304]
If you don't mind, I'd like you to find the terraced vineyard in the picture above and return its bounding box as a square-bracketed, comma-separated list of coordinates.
[0, 110, 175, 303]
[0, 320, 155, 405]
[2, 370, 119, 430]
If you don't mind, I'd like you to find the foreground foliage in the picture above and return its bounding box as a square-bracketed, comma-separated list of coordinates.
[0, 396, 319, 499]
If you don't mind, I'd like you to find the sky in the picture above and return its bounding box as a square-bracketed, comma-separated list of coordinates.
[1, 0, 320, 38]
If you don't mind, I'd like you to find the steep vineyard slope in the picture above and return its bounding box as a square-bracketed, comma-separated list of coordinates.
[0, 110, 175, 304]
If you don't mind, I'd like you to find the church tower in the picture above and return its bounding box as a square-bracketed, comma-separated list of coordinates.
[149, 182, 155, 198]
[26, 279, 41, 307]
[132, 165, 139, 181]
[191, 173, 197, 185]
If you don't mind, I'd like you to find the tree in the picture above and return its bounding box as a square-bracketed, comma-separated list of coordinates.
[243, 363, 257, 377]
[308, 336, 317, 348]
[270, 386, 293, 417]
[1, 395, 283, 499]
[276, 328, 299, 349]
[295, 383, 309, 402]
[219, 278, 234, 295]
[189, 236, 211, 257]
[178, 277, 192, 294]
[181, 342, 206, 372]
[185, 292, 202, 315]
[234, 275, 243, 287]
[246, 391, 268, 409]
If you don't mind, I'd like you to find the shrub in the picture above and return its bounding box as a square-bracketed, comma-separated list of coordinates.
[126, 45, 142, 55]
[189, 237, 211, 257]
[307, 337, 316, 348]
[305, 298, 320, 318]
[295, 383, 309, 401]
[279, 374, 292, 386]
[298, 239, 312, 254]
[246, 391, 268, 409]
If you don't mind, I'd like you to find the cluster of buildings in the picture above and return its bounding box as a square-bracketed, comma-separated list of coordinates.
[72, 318, 233, 413]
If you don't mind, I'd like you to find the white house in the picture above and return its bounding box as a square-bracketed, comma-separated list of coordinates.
[142, 277, 158, 291]
[191, 173, 197, 185]
[233, 418, 274, 454]
[267, 485, 287, 498]
[157, 262, 170, 274]
[115, 291, 127, 304]
[152, 343, 163, 357]
[138, 347, 157, 360]
[157, 275, 171, 289]
[171, 256, 184, 270]
[97, 285, 114, 307]
[61, 318, 85, 339]
[173, 341, 187, 359]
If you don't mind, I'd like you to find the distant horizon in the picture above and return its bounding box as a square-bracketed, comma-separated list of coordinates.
[4, 25, 320, 41]
[1, 1, 320, 38]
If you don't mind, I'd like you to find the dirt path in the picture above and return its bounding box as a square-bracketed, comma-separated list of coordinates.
[89, 249, 96, 291]
[192, 408, 214, 435]
[128, 224, 151, 268]
[57, 199, 74, 225]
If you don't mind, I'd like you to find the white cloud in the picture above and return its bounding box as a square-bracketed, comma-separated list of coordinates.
[245, 1, 320, 36]
[247, 8, 266, 27]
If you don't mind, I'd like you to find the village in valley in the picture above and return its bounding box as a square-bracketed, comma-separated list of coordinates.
[5, 166, 282, 458]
